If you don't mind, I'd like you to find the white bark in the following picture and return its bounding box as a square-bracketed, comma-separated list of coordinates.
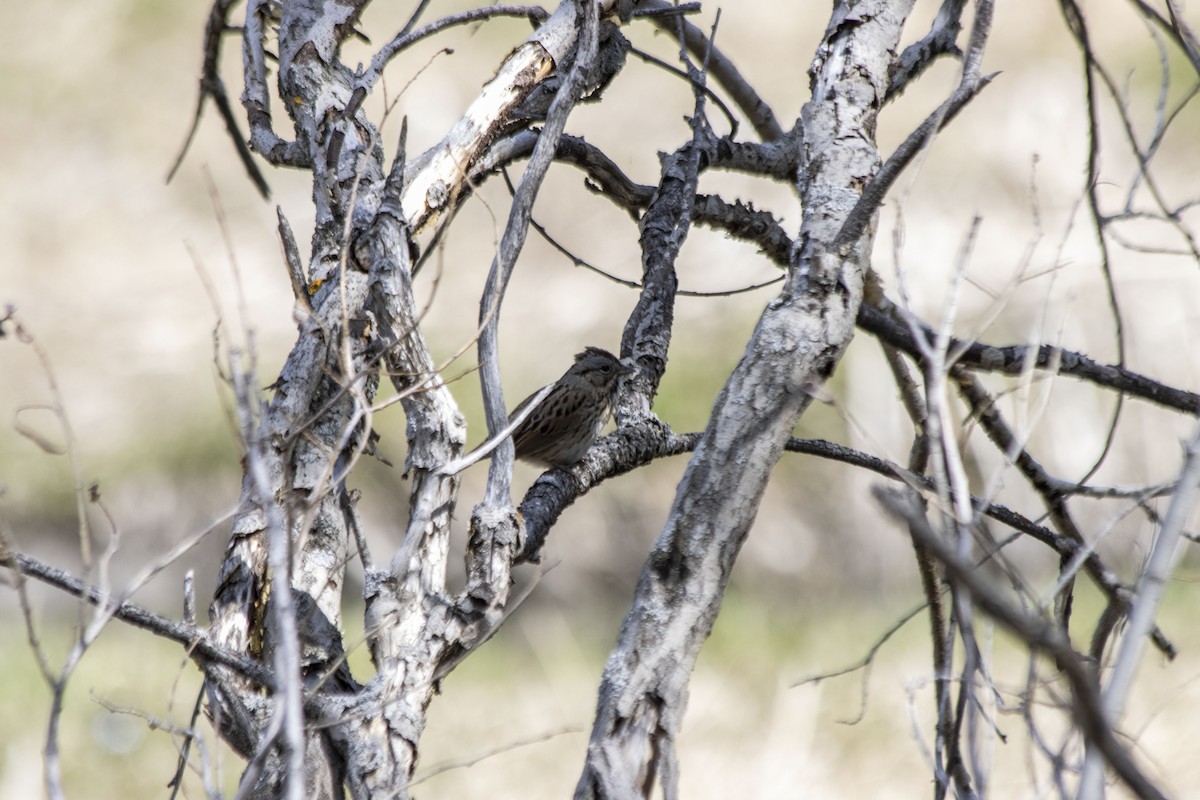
[207, 3, 611, 797]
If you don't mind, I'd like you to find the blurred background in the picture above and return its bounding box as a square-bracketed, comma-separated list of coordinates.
[2, 0, 1200, 797]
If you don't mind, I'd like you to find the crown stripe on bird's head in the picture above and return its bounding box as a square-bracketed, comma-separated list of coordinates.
[575, 346, 618, 362]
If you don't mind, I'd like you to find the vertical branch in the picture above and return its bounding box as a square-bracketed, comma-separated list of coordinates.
[616, 10, 712, 417]
[229, 348, 305, 800]
[577, 0, 911, 794]
[1057, 0, 1128, 482]
[4, 314, 117, 800]
[1077, 422, 1200, 799]
[240, 0, 304, 166]
[475, 0, 601, 507]
[172, 0, 271, 196]
[323, 123, 468, 796]
[902, 215, 985, 800]
[879, 340, 959, 799]
[876, 488, 1168, 800]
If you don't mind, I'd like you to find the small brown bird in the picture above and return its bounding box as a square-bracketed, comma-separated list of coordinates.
[509, 347, 635, 468]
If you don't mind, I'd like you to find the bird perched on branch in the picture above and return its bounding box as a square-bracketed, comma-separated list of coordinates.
[509, 346, 635, 468]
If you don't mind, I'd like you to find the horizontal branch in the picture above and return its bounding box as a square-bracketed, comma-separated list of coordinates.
[518, 419, 696, 561]
[6, 553, 275, 688]
[858, 302, 1200, 415]
[478, 131, 795, 265]
[483, 132, 1200, 420]
[517, 428, 1175, 659]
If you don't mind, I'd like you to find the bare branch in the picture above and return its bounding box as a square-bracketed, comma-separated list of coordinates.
[169, 0, 272, 197]
[1079, 422, 1200, 797]
[479, 131, 797, 264]
[241, 0, 307, 168]
[359, 6, 550, 92]
[837, 0, 997, 248]
[577, 0, 907, 792]
[6, 552, 275, 687]
[888, 0, 967, 100]
[639, 0, 785, 141]
[875, 487, 1169, 800]
[858, 301, 1200, 415]
[475, 1, 602, 509]
[398, 2, 616, 232]
[230, 349, 305, 800]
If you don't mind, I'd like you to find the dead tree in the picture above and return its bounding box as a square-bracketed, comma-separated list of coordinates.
[6, 0, 1200, 798]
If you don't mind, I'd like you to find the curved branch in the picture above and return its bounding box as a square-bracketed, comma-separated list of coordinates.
[837, 0, 995, 246]
[625, 39, 738, 136]
[1127, 0, 1200, 78]
[475, 0, 601, 508]
[887, 0, 967, 100]
[518, 420, 696, 561]
[639, 0, 785, 141]
[478, 131, 796, 265]
[359, 5, 550, 92]
[241, 0, 308, 167]
[836, 74, 995, 247]
[169, 0, 271, 198]
[518, 428, 1175, 660]
[1058, 0, 1130, 489]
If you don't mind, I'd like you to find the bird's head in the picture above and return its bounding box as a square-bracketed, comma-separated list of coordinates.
[572, 346, 636, 389]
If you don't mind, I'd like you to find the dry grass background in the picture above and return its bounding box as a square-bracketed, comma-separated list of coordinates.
[3, 0, 1200, 797]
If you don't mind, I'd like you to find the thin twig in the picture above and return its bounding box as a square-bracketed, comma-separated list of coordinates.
[875, 487, 1168, 800]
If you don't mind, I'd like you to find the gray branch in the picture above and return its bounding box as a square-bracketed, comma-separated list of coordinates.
[575, 0, 908, 794]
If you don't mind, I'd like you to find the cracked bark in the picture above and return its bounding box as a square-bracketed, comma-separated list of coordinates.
[206, 2, 615, 797]
[575, 0, 912, 796]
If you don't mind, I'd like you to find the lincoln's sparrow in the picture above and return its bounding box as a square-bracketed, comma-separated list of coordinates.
[509, 347, 635, 468]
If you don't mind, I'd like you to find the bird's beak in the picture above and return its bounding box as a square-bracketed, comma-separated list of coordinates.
[620, 358, 638, 377]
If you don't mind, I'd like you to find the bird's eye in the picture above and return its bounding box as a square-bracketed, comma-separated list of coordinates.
[599, 364, 613, 374]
